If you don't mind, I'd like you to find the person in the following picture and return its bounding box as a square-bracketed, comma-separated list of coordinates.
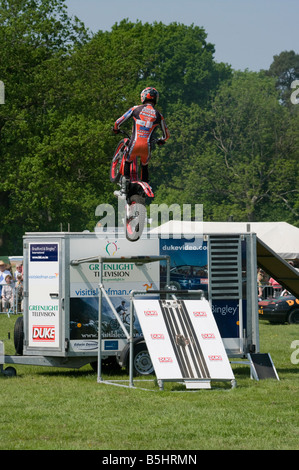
[0, 260, 11, 299]
[257, 268, 270, 299]
[14, 263, 23, 282]
[282, 289, 291, 296]
[113, 87, 170, 196]
[116, 300, 130, 324]
[269, 276, 282, 297]
[288, 260, 299, 272]
[2, 274, 14, 313]
[116, 300, 127, 315]
[15, 274, 24, 312]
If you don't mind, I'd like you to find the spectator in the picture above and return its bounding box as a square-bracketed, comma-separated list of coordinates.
[257, 268, 270, 299]
[288, 261, 299, 272]
[269, 277, 282, 297]
[7, 263, 13, 275]
[0, 260, 11, 300]
[15, 274, 24, 312]
[14, 263, 23, 282]
[2, 274, 14, 312]
[282, 289, 291, 296]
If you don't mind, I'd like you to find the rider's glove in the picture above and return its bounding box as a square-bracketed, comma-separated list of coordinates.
[157, 139, 165, 146]
[112, 127, 120, 134]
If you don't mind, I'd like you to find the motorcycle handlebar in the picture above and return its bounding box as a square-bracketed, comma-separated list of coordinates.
[112, 128, 131, 139]
[118, 129, 131, 139]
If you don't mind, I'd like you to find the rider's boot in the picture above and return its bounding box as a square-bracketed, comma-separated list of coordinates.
[114, 176, 129, 199]
[141, 164, 149, 183]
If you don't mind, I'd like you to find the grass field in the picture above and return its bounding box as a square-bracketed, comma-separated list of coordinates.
[0, 314, 298, 450]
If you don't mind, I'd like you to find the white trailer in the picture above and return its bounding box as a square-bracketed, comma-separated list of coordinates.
[1, 229, 260, 378]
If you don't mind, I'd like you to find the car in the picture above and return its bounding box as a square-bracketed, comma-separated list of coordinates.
[160, 264, 208, 291]
[259, 294, 299, 324]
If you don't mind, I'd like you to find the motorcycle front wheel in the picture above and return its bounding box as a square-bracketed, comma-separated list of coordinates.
[110, 140, 126, 183]
[125, 194, 146, 242]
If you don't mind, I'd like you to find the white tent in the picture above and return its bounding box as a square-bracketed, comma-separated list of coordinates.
[150, 221, 299, 260]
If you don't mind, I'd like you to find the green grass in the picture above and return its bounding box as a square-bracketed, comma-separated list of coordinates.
[0, 315, 298, 450]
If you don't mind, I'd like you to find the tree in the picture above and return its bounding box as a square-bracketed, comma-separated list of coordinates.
[107, 20, 231, 110]
[65, 19, 231, 118]
[179, 71, 299, 223]
[0, 0, 89, 253]
[152, 101, 208, 205]
[266, 50, 299, 105]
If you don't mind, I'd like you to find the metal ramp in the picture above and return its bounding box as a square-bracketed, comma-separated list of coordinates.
[247, 353, 279, 381]
[257, 238, 299, 298]
[133, 297, 236, 390]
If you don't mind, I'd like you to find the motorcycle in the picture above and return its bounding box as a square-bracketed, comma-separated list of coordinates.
[110, 130, 160, 242]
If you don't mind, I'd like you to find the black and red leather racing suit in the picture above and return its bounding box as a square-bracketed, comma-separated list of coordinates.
[113, 102, 170, 182]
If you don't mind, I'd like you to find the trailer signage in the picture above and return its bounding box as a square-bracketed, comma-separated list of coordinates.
[27, 242, 60, 349]
[193, 311, 207, 317]
[32, 325, 56, 342]
[30, 244, 58, 262]
[69, 237, 159, 347]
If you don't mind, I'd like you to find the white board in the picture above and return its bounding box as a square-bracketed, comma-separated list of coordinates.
[133, 298, 234, 387]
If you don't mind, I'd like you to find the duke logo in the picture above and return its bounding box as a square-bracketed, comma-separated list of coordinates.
[32, 326, 55, 341]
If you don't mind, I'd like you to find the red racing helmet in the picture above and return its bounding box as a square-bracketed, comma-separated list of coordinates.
[140, 87, 159, 104]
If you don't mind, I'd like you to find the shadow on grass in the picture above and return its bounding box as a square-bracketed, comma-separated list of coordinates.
[276, 367, 299, 376]
[34, 361, 135, 379]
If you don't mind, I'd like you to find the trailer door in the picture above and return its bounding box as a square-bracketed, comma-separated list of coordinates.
[24, 238, 64, 356]
[208, 235, 244, 355]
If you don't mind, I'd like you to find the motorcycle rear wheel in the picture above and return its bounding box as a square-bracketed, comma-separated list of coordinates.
[125, 194, 146, 242]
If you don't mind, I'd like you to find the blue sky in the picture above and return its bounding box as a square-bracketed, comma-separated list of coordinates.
[65, 0, 298, 71]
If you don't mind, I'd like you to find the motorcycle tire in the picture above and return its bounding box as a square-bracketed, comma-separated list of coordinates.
[125, 194, 146, 242]
[110, 140, 126, 183]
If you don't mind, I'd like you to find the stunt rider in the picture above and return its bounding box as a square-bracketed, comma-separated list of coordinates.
[113, 87, 170, 196]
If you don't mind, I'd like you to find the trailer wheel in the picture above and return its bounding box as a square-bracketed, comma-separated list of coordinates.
[90, 357, 121, 373]
[126, 342, 154, 376]
[14, 316, 24, 355]
[3, 366, 17, 377]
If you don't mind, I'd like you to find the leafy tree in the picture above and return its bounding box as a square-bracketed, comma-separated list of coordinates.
[177, 71, 299, 223]
[106, 20, 231, 110]
[66, 19, 231, 118]
[266, 50, 299, 105]
[0, 0, 89, 252]
[152, 101, 208, 204]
